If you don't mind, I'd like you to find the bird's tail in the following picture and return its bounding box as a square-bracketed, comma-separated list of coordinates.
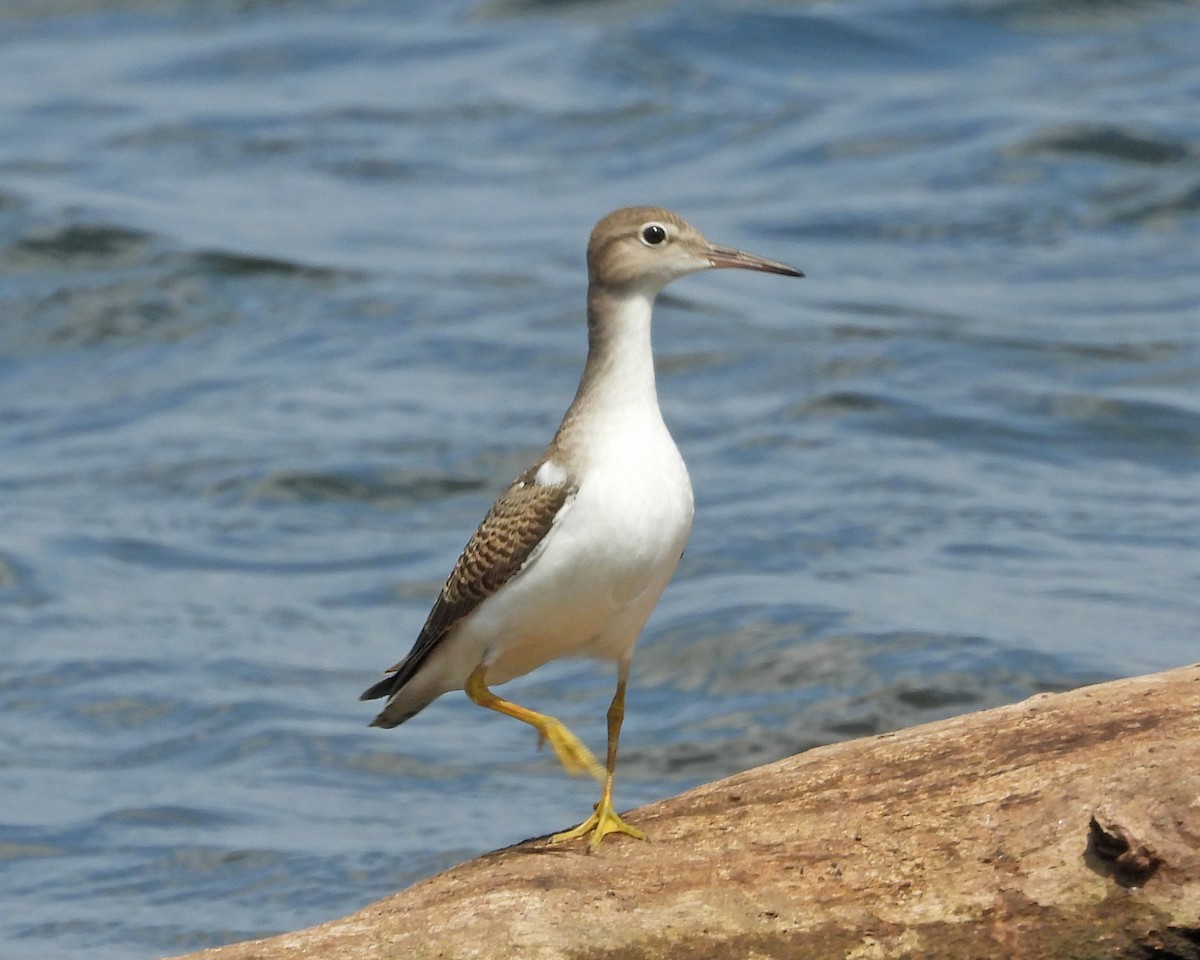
[359, 670, 441, 729]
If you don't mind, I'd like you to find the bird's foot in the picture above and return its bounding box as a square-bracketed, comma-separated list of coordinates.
[535, 717, 604, 782]
[550, 796, 646, 852]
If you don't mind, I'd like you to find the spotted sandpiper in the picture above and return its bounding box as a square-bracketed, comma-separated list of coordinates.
[361, 206, 802, 850]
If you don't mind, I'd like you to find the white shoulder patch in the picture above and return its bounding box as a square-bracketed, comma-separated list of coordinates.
[534, 459, 568, 487]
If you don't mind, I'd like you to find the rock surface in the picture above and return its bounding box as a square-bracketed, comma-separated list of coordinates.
[168, 664, 1200, 960]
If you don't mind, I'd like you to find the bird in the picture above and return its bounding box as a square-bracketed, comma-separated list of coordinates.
[361, 206, 803, 850]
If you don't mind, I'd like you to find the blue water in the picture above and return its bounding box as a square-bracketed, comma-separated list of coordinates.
[1, 0, 1198, 957]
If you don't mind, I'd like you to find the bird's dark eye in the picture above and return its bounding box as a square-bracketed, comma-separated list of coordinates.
[640, 223, 668, 246]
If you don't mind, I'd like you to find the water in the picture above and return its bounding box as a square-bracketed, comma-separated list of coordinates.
[1, 0, 1197, 956]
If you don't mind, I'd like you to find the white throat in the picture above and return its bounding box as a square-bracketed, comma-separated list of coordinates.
[549, 281, 683, 478]
[581, 288, 659, 415]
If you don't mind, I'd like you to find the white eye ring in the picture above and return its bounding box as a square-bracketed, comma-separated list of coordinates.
[640, 222, 668, 246]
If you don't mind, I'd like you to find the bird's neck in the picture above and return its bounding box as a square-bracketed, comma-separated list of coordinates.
[553, 284, 665, 457]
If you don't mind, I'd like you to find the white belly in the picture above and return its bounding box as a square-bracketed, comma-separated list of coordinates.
[440, 424, 693, 687]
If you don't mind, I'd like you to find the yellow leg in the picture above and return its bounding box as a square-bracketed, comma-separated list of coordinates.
[551, 663, 646, 851]
[465, 665, 604, 781]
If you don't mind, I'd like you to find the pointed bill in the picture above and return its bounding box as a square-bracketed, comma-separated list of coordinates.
[706, 243, 804, 277]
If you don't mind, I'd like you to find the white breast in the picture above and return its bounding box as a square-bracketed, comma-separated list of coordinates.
[459, 412, 693, 684]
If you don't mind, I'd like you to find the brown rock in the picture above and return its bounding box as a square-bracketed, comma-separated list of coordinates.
[168, 664, 1200, 960]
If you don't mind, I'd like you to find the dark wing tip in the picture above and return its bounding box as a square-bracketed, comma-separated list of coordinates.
[359, 674, 398, 702]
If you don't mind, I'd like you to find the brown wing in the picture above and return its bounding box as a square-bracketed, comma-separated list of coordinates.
[359, 465, 574, 701]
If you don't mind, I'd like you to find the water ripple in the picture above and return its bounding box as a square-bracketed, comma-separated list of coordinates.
[1, 1, 1197, 958]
